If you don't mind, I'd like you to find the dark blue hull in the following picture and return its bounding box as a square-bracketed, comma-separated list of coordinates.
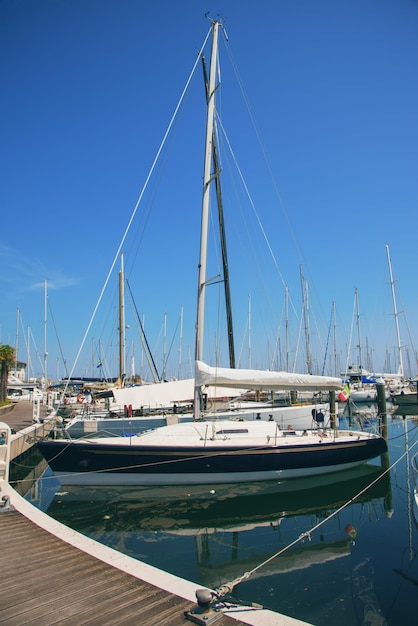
[37, 435, 387, 486]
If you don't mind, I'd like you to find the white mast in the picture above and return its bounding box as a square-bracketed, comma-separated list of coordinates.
[27, 326, 31, 380]
[248, 294, 252, 368]
[332, 301, 338, 377]
[130, 341, 135, 379]
[43, 279, 48, 383]
[386, 244, 404, 378]
[194, 20, 220, 418]
[140, 314, 145, 380]
[118, 254, 126, 385]
[163, 312, 167, 379]
[91, 337, 95, 378]
[300, 267, 312, 374]
[285, 285, 289, 372]
[355, 287, 362, 371]
[15, 307, 20, 370]
[178, 305, 183, 380]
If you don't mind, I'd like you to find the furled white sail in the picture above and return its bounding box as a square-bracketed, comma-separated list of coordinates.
[196, 360, 342, 392]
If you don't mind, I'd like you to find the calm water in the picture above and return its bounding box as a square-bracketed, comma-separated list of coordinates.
[11, 408, 418, 626]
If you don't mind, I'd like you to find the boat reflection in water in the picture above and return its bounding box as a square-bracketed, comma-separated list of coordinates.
[18, 454, 396, 625]
[394, 405, 418, 419]
[41, 463, 390, 528]
[34, 464, 391, 582]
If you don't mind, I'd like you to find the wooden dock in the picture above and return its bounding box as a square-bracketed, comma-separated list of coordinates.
[0, 509, 201, 626]
[0, 488, 306, 626]
[0, 403, 310, 626]
[0, 400, 56, 460]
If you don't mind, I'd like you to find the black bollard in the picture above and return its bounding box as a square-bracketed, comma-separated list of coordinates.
[329, 390, 336, 429]
[376, 383, 388, 440]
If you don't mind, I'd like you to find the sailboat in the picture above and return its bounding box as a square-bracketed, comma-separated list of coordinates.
[37, 20, 387, 486]
[341, 289, 381, 403]
[384, 245, 418, 408]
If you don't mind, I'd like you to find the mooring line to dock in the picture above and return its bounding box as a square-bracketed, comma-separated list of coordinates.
[214, 435, 418, 598]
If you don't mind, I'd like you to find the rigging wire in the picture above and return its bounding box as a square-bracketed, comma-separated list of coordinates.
[344, 291, 357, 376]
[60, 25, 213, 397]
[220, 33, 339, 369]
[216, 115, 297, 317]
[322, 304, 333, 376]
[125, 278, 160, 382]
[47, 300, 69, 379]
[17, 311, 43, 379]
[223, 39, 305, 276]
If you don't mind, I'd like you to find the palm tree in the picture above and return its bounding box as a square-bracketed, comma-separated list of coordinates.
[0, 344, 15, 403]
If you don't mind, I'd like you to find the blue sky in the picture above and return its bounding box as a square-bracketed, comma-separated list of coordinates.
[1, 0, 418, 381]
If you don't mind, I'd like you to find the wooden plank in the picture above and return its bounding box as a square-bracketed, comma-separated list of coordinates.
[0, 510, 245, 626]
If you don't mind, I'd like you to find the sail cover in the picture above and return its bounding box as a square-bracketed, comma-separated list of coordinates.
[111, 377, 248, 409]
[111, 379, 194, 410]
[196, 361, 342, 392]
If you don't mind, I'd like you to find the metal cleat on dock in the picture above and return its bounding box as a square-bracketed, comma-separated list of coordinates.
[0, 494, 14, 512]
[185, 586, 264, 625]
[184, 588, 225, 625]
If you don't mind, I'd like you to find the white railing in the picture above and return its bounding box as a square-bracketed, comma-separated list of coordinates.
[0, 422, 11, 483]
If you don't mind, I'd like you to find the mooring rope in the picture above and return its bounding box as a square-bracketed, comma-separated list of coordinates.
[214, 433, 418, 597]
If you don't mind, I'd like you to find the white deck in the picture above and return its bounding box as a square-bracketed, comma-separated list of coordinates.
[77, 420, 373, 449]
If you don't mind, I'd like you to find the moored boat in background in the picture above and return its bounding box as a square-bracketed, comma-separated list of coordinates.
[391, 381, 418, 407]
[62, 371, 334, 437]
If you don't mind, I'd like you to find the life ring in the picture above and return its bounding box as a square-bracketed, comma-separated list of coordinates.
[77, 393, 86, 404]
